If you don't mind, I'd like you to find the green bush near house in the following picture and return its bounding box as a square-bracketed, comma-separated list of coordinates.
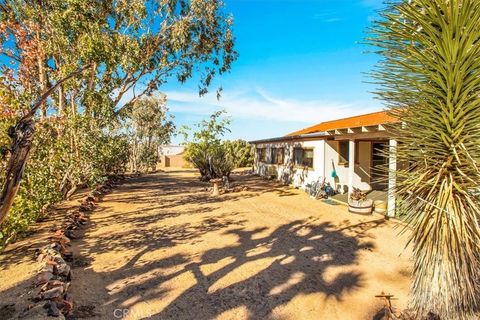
[182, 111, 254, 181]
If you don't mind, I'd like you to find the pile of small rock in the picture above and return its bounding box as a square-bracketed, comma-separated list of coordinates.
[20, 175, 125, 319]
[32, 234, 74, 317]
[227, 185, 249, 193]
[202, 185, 249, 194]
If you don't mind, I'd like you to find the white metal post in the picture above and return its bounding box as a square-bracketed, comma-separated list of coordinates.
[318, 140, 326, 181]
[348, 139, 355, 195]
[387, 139, 397, 217]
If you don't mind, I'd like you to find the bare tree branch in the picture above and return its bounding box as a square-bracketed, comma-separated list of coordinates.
[22, 63, 93, 121]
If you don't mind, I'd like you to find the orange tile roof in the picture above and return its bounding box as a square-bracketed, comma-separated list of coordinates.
[286, 111, 398, 136]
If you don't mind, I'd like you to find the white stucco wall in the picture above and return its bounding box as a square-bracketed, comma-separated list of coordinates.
[254, 139, 373, 193]
[324, 141, 372, 192]
[254, 140, 325, 190]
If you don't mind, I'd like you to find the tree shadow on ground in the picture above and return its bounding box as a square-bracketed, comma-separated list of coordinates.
[1, 170, 335, 319]
[72, 216, 382, 319]
[136, 219, 377, 319]
[0, 188, 91, 270]
[70, 206, 249, 318]
[65, 170, 391, 319]
[81, 210, 247, 255]
[106, 171, 299, 206]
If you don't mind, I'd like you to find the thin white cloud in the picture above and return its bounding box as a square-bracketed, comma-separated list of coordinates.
[312, 11, 343, 23]
[165, 88, 382, 124]
[324, 18, 343, 23]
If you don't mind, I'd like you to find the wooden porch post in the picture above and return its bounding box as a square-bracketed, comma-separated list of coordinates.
[387, 139, 397, 217]
[348, 139, 355, 195]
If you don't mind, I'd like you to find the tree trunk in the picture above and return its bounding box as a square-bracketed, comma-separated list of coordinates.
[0, 119, 35, 222]
[69, 90, 80, 160]
[58, 85, 64, 116]
[36, 33, 47, 119]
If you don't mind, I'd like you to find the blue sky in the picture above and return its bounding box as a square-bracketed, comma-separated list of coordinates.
[164, 0, 386, 144]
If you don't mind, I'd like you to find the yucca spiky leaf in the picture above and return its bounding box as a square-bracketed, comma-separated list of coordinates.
[369, 1, 480, 319]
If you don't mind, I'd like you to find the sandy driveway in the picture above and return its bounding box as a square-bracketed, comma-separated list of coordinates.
[63, 169, 412, 320]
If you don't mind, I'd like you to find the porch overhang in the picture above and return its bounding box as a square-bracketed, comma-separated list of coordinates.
[250, 123, 395, 145]
[326, 123, 395, 140]
[249, 132, 330, 145]
[250, 123, 397, 145]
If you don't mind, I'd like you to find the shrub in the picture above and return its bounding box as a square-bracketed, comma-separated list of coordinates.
[182, 111, 236, 181]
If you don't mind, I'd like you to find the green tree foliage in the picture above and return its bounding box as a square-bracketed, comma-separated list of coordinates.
[182, 110, 233, 181]
[0, 0, 236, 247]
[223, 139, 254, 168]
[183, 112, 255, 181]
[0, 119, 130, 246]
[369, 1, 480, 318]
[125, 95, 175, 172]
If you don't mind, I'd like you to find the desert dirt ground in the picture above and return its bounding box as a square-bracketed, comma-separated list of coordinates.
[0, 169, 413, 320]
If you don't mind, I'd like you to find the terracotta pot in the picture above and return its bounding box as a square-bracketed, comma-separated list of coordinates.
[348, 199, 374, 215]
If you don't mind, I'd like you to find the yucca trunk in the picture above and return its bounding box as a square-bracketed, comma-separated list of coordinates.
[369, 1, 480, 319]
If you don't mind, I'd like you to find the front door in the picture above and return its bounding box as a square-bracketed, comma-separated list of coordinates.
[371, 142, 388, 190]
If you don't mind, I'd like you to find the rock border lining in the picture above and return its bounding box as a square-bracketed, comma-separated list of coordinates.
[20, 175, 127, 319]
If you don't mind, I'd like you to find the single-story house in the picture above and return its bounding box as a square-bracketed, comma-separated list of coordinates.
[249, 111, 399, 217]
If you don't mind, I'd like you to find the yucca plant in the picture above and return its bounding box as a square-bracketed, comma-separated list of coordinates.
[369, 1, 480, 319]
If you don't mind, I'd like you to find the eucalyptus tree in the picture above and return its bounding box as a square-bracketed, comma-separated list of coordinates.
[369, 1, 480, 318]
[125, 95, 175, 172]
[0, 0, 236, 230]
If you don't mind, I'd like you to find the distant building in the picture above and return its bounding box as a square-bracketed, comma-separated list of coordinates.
[158, 145, 186, 168]
[159, 145, 185, 156]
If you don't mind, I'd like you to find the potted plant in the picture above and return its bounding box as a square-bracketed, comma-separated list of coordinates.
[348, 188, 373, 215]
